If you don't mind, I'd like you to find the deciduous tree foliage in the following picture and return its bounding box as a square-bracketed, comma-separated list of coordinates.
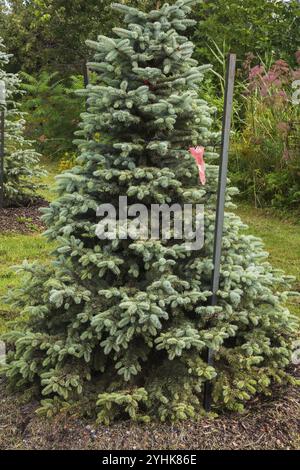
[2, 1, 299, 78]
[4, 1, 299, 423]
[194, 0, 300, 71]
[0, 0, 164, 75]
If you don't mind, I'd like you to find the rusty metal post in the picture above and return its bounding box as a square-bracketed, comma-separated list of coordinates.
[203, 54, 237, 412]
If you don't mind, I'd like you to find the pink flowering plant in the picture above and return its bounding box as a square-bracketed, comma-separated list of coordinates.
[246, 57, 299, 105]
[231, 53, 300, 210]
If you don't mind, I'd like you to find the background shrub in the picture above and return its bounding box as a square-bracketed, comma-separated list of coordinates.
[230, 56, 300, 211]
[20, 71, 84, 159]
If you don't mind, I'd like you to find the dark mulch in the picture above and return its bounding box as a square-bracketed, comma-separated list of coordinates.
[0, 198, 48, 234]
[0, 367, 299, 450]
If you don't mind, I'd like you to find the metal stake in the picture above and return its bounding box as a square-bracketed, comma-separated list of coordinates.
[203, 54, 237, 412]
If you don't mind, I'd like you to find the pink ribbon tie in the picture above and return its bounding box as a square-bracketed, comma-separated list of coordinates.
[189, 146, 206, 185]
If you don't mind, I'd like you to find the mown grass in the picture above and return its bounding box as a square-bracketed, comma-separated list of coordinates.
[0, 158, 59, 333]
[235, 203, 300, 317]
[0, 234, 55, 333]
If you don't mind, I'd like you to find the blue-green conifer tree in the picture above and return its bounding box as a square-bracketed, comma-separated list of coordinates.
[0, 38, 45, 205]
[4, 1, 299, 423]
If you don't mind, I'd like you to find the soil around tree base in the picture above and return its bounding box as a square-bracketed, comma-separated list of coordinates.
[0, 198, 48, 234]
[0, 366, 299, 450]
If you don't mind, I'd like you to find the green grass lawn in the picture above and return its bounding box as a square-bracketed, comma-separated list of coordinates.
[235, 204, 300, 317]
[0, 162, 299, 335]
[235, 204, 300, 281]
[0, 159, 59, 333]
[0, 234, 55, 333]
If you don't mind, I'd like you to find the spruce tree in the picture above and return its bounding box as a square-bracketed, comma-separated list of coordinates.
[3, 1, 299, 423]
[0, 38, 45, 205]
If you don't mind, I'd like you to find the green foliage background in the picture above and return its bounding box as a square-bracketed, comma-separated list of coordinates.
[1, 1, 299, 76]
[20, 71, 84, 158]
[194, 0, 300, 70]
